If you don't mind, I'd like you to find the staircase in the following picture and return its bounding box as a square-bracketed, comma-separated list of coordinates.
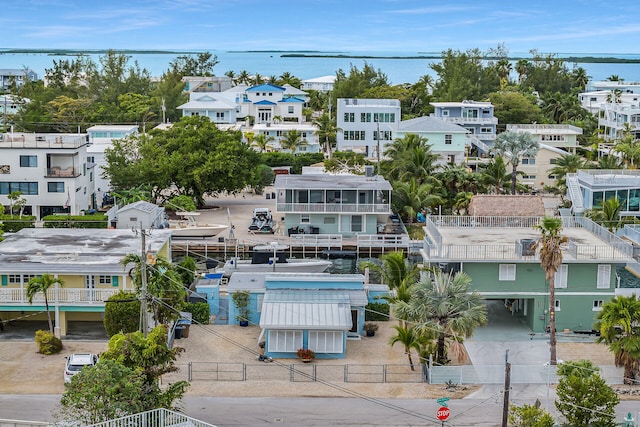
[566, 174, 584, 214]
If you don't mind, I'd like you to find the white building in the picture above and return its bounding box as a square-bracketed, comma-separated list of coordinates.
[505, 124, 582, 153]
[336, 98, 401, 159]
[587, 80, 640, 94]
[301, 75, 336, 92]
[0, 132, 93, 218]
[86, 125, 139, 208]
[0, 95, 29, 127]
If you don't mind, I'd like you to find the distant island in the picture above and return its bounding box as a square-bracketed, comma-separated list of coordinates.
[0, 49, 201, 55]
[282, 53, 640, 63]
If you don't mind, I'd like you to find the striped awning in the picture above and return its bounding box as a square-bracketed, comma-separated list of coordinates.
[259, 290, 360, 330]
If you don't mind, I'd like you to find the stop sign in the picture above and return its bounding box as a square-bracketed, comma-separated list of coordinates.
[436, 406, 450, 421]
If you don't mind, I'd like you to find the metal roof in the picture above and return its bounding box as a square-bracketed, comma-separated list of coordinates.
[398, 116, 468, 133]
[247, 84, 285, 92]
[274, 174, 392, 191]
[260, 290, 353, 330]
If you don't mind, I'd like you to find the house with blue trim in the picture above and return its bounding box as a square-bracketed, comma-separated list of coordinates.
[393, 116, 468, 165]
[430, 101, 497, 155]
[227, 272, 389, 359]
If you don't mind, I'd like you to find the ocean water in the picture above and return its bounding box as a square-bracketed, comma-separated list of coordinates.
[1, 50, 639, 85]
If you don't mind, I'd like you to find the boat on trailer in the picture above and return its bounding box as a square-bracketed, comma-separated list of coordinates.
[170, 212, 228, 239]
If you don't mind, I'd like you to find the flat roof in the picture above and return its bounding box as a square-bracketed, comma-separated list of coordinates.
[0, 229, 172, 274]
[274, 174, 392, 190]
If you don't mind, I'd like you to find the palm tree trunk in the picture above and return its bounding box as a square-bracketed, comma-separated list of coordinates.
[549, 277, 557, 365]
[624, 364, 634, 385]
[405, 347, 415, 371]
[44, 295, 53, 334]
[437, 333, 446, 364]
[511, 165, 517, 195]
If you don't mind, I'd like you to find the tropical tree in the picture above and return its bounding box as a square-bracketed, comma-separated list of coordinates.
[597, 154, 623, 170]
[492, 131, 539, 194]
[533, 217, 567, 365]
[280, 129, 303, 154]
[594, 294, 640, 384]
[548, 153, 588, 190]
[508, 403, 554, 427]
[253, 133, 275, 153]
[586, 197, 633, 233]
[392, 177, 444, 224]
[389, 325, 422, 370]
[382, 134, 440, 184]
[312, 113, 341, 158]
[478, 155, 510, 194]
[26, 273, 64, 334]
[359, 251, 421, 291]
[7, 191, 26, 218]
[394, 271, 487, 364]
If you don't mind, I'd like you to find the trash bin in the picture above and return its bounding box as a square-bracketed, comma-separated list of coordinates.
[266, 193, 271, 199]
[175, 326, 183, 339]
[181, 324, 190, 338]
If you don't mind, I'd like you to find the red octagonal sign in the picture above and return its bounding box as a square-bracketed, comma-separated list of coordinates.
[436, 406, 450, 421]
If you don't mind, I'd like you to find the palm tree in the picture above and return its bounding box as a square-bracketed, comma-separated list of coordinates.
[606, 75, 623, 82]
[390, 325, 422, 371]
[478, 155, 510, 194]
[253, 133, 274, 153]
[515, 59, 530, 85]
[586, 197, 633, 233]
[26, 274, 65, 334]
[533, 216, 568, 365]
[383, 134, 440, 184]
[360, 251, 421, 291]
[237, 70, 251, 85]
[594, 295, 640, 384]
[492, 131, 539, 194]
[571, 66, 590, 91]
[312, 113, 341, 158]
[548, 153, 588, 190]
[280, 129, 302, 154]
[394, 271, 487, 365]
[278, 71, 301, 88]
[392, 177, 444, 224]
[495, 58, 512, 88]
[597, 155, 622, 170]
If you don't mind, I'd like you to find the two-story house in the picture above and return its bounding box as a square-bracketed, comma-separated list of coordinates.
[565, 169, 640, 216]
[301, 75, 336, 92]
[421, 199, 634, 333]
[86, 125, 139, 208]
[0, 68, 38, 90]
[0, 132, 93, 218]
[336, 98, 401, 159]
[393, 116, 468, 165]
[274, 172, 393, 237]
[0, 228, 172, 336]
[430, 101, 497, 155]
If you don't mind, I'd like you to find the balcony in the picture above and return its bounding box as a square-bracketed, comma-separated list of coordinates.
[0, 287, 119, 305]
[276, 202, 390, 214]
[432, 115, 498, 125]
[46, 166, 80, 178]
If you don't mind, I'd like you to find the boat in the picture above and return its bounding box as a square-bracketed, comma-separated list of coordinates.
[248, 208, 274, 233]
[220, 242, 333, 275]
[170, 212, 228, 238]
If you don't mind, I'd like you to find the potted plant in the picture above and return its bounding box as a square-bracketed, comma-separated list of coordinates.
[363, 322, 379, 337]
[232, 290, 251, 327]
[296, 348, 315, 363]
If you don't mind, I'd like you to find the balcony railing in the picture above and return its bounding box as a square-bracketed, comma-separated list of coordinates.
[577, 169, 640, 187]
[277, 202, 390, 214]
[0, 287, 119, 305]
[46, 166, 80, 177]
[432, 115, 498, 125]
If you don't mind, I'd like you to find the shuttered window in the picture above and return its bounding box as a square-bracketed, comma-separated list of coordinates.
[597, 265, 611, 289]
[499, 264, 516, 281]
[554, 265, 568, 288]
[267, 330, 303, 353]
[308, 331, 343, 354]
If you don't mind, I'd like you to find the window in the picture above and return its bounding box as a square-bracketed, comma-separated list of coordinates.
[480, 127, 492, 134]
[373, 131, 392, 141]
[0, 182, 38, 195]
[555, 299, 561, 311]
[444, 134, 452, 145]
[129, 216, 138, 223]
[47, 182, 64, 193]
[308, 331, 343, 353]
[521, 158, 536, 165]
[9, 274, 37, 284]
[351, 215, 363, 232]
[593, 300, 604, 311]
[267, 330, 303, 353]
[344, 112, 355, 123]
[344, 131, 365, 141]
[522, 175, 537, 180]
[215, 112, 225, 119]
[361, 113, 371, 122]
[554, 265, 568, 288]
[19, 155, 37, 167]
[98, 275, 111, 285]
[442, 110, 449, 117]
[499, 264, 516, 281]
[288, 106, 294, 114]
[463, 109, 479, 119]
[300, 214, 310, 223]
[597, 265, 611, 288]
[373, 113, 395, 123]
[324, 217, 335, 224]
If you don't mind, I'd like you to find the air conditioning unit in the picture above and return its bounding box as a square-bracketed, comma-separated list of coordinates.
[364, 165, 374, 177]
[518, 239, 536, 256]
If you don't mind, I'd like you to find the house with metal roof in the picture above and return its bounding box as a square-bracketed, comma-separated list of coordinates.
[112, 201, 166, 230]
[421, 212, 635, 334]
[429, 101, 497, 155]
[227, 272, 388, 359]
[0, 228, 172, 336]
[273, 172, 394, 237]
[394, 116, 468, 165]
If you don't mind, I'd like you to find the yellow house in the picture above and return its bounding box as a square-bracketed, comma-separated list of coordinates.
[0, 228, 172, 336]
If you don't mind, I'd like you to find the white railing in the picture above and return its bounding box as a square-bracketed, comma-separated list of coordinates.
[289, 233, 343, 249]
[357, 234, 410, 249]
[565, 174, 584, 212]
[277, 202, 390, 214]
[433, 115, 498, 125]
[86, 408, 217, 427]
[577, 169, 640, 187]
[0, 288, 119, 304]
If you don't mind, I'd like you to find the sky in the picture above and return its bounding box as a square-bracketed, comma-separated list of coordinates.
[2, 0, 640, 54]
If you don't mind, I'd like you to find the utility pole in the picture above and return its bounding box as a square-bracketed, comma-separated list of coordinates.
[139, 223, 149, 337]
[502, 350, 511, 427]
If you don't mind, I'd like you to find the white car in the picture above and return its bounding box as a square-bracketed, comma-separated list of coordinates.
[64, 353, 98, 383]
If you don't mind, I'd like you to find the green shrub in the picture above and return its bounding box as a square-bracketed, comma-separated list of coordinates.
[0, 214, 36, 232]
[42, 214, 108, 229]
[35, 330, 63, 354]
[103, 291, 141, 337]
[165, 195, 196, 213]
[183, 302, 210, 325]
[365, 302, 390, 321]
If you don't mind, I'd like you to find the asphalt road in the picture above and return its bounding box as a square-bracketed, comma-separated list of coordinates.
[2, 394, 639, 426]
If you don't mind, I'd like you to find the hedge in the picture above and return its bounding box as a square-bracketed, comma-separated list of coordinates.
[42, 214, 108, 229]
[0, 214, 36, 232]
